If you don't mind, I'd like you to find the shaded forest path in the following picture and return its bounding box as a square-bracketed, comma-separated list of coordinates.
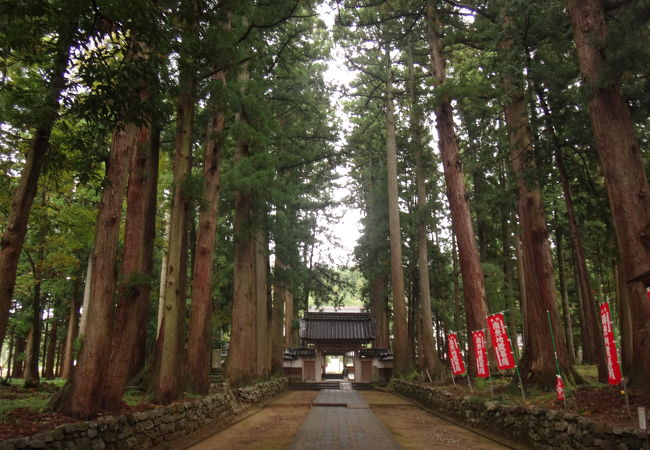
[184, 385, 512, 449]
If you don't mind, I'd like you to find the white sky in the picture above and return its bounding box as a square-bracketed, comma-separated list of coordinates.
[311, 4, 364, 267]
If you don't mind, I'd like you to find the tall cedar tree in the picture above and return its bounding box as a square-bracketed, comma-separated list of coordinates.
[425, 1, 488, 375]
[103, 114, 158, 410]
[567, 0, 650, 387]
[61, 277, 80, 379]
[406, 39, 442, 376]
[500, 13, 578, 388]
[154, 58, 195, 404]
[227, 60, 260, 387]
[185, 71, 227, 394]
[22, 215, 46, 388]
[55, 122, 139, 418]
[0, 12, 77, 352]
[384, 43, 414, 376]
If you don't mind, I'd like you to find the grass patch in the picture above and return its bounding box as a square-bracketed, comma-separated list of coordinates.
[575, 365, 598, 384]
[0, 390, 51, 424]
[123, 390, 150, 407]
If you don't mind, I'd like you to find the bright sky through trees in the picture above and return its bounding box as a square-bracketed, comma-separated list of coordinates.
[315, 3, 362, 266]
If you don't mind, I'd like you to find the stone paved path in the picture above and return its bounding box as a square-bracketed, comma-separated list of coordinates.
[184, 388, 511, 450]
[288, 386, 402, 450]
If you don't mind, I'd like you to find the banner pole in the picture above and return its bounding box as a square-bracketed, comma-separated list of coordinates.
[515, 365, 526, 401]
[488, 372, 494, 398]
[546, 309, 567, 407]
[503, 310, 525, 401]
[462, 333, 472, 393]
[602, 300, 629, 417]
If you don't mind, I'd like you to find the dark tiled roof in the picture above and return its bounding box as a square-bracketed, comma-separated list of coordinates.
[300, 312, 375, 342]
[359, 348, 392, 358]
[284, 347, 316, 360]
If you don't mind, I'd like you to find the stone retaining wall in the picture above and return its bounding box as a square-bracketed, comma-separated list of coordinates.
[390, 379, 646, 449]
[0, 377, 288, 450]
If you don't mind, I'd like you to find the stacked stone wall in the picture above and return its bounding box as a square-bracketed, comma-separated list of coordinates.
[390, 379, 646, 449]
[0, 378, 288, 450]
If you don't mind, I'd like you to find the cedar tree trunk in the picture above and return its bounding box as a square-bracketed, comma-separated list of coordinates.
[102, 117, 158, 410]
[407, 39, 441, 377]
[55, 123, 138, 418]
[271, 258, 287, 374]
[227, 61, 258, 386]
[567, 0, 650, 386]
[384, 45, 412, 376]
[426, 2, 488, 375]
[61, 277, 80, 380]
[0, 25, 74, 351]
[185, 73, 225, 394]
[557, 151, 606, 380]
[23, 241, 45, 388]
[44, 316, 58, 379]
[503, 84, 577, 388]
[255, 227, 270, 378]
[154, 66, 195, 404]
[555, 230, 576, 364]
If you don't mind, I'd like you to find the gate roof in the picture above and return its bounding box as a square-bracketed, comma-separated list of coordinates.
[300, 312, 375, 342]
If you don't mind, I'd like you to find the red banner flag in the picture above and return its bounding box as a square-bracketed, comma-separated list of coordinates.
[599, 302, 622, 385]
[555, 374, 565, 401]
[447, 333, 465, 375]
[487, 313, 516, 370]
[646, 286, 650, 302]
[472, 330, 490, 378]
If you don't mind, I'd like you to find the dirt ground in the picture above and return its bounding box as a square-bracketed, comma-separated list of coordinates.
[359, 391, 509, 450]
[185, 391, 318, 450]
[186, 390, 509, 450]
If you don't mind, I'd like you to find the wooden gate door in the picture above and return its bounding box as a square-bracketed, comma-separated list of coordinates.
[361, 360, 372, 382]
[303, 360, 315, 381]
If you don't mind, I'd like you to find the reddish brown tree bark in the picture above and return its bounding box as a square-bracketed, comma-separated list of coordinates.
[425, 2, 488, 375]
[567, 0, 650, 386]
[102, 116, 158, 410]
[55, 123, 138, 418]
[502, 73, 577, 388]
[533, 77, 607, 380]
[185, 72, 226, 394]
[0, 24, 75, 352]
[227, 163, 257, 386]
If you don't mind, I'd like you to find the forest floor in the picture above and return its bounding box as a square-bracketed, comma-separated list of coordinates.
[0, 379, 161, 441]
[423, 365, 650, 429]
[1, 367, 649, 442]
